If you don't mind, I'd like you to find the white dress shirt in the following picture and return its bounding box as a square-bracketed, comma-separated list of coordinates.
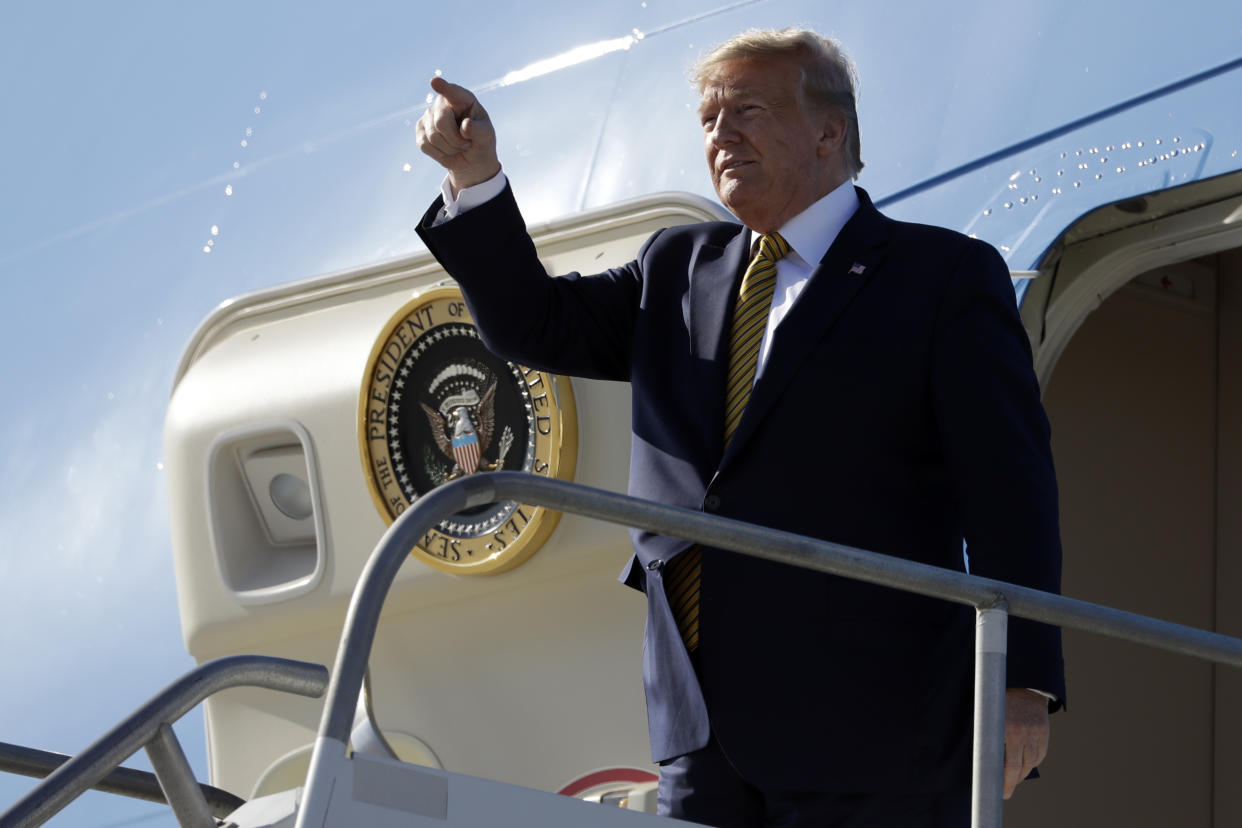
[752, 179, 858, 379]
[435, 173, 508, 223]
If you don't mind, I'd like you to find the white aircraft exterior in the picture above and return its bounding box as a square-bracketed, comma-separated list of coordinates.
[3, 2, 1242, 826]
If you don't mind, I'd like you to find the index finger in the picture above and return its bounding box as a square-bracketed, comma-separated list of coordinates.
[429, 76, 477, 115]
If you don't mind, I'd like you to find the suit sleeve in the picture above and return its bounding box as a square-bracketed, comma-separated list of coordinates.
[929, 239, 1066, 706]
[416, 183, 649, 382]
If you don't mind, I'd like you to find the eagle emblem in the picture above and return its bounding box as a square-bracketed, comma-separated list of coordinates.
[420, 378, 513, 480]
[360, 287, 578, 573]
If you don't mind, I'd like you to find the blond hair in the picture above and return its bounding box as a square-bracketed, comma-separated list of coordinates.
[693, 28, 864, 178]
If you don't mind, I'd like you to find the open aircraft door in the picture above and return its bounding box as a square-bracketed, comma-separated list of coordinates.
[1006, 171, 1242, 827]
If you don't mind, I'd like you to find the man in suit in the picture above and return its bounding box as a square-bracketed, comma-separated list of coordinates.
[416, 28, 1063, 828]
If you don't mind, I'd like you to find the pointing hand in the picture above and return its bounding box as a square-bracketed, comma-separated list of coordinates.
[416, 77, 501, 196]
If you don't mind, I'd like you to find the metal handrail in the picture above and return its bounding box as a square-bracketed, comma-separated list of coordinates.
[295, 472, 1242, 828]
[0, 655, 328, 828]
[0, 742, 245, 818]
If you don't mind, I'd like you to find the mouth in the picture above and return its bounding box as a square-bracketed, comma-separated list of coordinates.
[718, 159, 752, 175]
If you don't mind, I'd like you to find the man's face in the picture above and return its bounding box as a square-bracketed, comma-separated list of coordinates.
[699, 56, 846, 233]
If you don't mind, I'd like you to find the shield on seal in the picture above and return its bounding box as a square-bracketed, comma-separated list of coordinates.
[450, 407, 482, 475]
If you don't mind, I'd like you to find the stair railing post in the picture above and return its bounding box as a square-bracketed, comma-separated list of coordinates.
[144, 723, 216, 828]
[971, 602, 1009, 828]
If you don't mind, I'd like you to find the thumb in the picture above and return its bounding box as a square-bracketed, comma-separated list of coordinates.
[461, 114, 494, 143]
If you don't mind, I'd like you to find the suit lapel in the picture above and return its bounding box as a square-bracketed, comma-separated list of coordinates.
[689, 228, 750, 361]
[720, 192, 891, 467]
[688, 226, 750, 448]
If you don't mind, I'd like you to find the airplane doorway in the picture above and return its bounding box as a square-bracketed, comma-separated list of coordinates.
[1008, 248, 1242, 827]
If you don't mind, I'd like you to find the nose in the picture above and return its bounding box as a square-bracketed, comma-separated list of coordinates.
[707, 112, 739, 148]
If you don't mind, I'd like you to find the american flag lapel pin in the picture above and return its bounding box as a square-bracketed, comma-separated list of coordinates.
[848, 262, 867, 275]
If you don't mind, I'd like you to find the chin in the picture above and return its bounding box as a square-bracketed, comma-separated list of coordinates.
[717, 190, 751, 218]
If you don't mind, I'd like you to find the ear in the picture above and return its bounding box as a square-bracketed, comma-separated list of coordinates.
[816, 107, 848, 159]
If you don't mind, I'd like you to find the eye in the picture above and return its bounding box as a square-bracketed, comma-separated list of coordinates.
[700, 113, 717, 129]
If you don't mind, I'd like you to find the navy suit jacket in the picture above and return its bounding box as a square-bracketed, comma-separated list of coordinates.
[417, 184, 1064, 794]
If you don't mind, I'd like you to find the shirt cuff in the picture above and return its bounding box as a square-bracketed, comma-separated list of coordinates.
[433, 171, 508, 226]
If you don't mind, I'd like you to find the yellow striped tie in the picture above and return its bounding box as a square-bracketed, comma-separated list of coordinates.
[723, 232, 790, 446]
[667, 232, 791, 651]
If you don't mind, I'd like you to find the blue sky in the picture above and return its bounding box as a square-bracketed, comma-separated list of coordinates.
[1, 1, 1240, 824]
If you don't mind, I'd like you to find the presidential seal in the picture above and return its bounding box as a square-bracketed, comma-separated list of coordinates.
[359, 286, 577, 574]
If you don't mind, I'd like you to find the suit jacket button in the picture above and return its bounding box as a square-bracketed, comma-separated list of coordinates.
[704, 494, 721, 511]
[646, 559, 664, 572]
